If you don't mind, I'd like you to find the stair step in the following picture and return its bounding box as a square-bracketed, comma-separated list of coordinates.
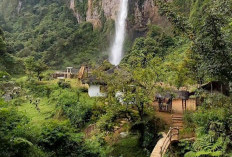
[172, 123, 183, 126]
[172, 118, 183, 120]
[172, 121, 183, 123]
[172, 125, 183, 127]
[172, 115, 183, 117]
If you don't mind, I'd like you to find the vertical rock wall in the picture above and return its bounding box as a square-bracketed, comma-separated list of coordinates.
[85, 0, 170, 31]
[70, 0, 82, 23]
[7, 0, 171, 31]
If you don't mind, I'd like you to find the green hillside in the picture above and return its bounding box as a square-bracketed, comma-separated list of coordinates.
[0, 0, 231, 157]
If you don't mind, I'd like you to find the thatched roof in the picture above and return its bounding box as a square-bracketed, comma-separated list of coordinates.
[156, 90, 193, 100]
[81, 76, 106, 85]
[199, 81, 229, 96]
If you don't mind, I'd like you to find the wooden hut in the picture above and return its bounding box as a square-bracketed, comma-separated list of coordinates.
[52, 67, 78, 79]
[200, 81, 230, 96]
[154, 91, 198, 114]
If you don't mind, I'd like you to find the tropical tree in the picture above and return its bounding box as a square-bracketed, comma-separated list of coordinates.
[193, 0, 232, 82]
[0, 28, 6, 55]
[25, 57, 48, 81]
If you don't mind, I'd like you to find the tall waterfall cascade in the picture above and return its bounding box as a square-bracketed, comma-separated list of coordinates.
[16, 1, 22, 14]
[109, 0, 129, 66]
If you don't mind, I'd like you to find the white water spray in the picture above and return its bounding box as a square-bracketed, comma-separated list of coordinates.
[16, 1, 22, 14]
[109, 0, 129, 66]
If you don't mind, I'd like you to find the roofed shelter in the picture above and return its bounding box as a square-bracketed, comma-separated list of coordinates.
[52, 67, 79, 79]
[154, 90, 198, 114]
[200, 81, 230, 96]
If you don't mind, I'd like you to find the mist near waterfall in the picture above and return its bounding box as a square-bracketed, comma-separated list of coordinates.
[109, 0, 129, 66]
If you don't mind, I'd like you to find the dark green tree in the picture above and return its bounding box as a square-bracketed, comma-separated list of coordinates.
[25, 57, 48, 81]
[193, 0, 232, 81]
[0, 28, 6, 55]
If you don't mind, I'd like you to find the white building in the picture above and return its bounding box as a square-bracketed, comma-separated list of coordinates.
[88, 85, 106, 97]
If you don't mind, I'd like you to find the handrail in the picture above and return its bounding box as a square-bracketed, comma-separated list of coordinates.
[160, 127, 179, 156]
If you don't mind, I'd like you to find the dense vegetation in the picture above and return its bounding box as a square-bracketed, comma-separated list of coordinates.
[0, 0, 231, 157]
[0, 0, 113, 69]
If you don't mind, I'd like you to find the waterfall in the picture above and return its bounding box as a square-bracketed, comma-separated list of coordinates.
[109, 0, 129, 66]
[17, 1, 22, 14]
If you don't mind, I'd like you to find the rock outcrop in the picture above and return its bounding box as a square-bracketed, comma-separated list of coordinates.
[84, 0, 170, 31]
[86, 0, 120, 28]
[129, 0, 170, 31]
[6, 0, 170, 32]
[70, 0, 82, 23]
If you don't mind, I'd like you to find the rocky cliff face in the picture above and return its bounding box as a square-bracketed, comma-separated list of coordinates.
[129, 0, 170, 30]
[84, 0, 170, 31]
[1, 0, 170, 33]
[70, 0, 82, 23]
[86, 0, 120, 28]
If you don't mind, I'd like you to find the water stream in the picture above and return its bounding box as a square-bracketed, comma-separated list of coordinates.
[109, 0, 129, 66]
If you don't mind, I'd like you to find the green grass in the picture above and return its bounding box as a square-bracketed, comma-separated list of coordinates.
[110, 135, 148, 157]
[17, 97, 56, 131]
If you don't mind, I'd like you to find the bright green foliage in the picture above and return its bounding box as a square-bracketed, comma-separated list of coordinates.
[0, 0, 231, 156]
[49, 89, 95, 129]
[124, 25, 174, 68]
[110, 135, 148, 157]
[25, 57, 48, 81]
[183, 94, 232, 156]
[0, 71, 10, 81]
[124, 25, 196, 88]
[0, 79, 110, 157]
[0, 1, 112, 68]
[38, 120, 100, 157]
[0, 104, 45, 157]
[97, 61, 164, 152]
[158, 0, 232, 82]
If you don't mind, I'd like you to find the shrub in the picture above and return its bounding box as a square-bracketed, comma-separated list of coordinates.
[0, 71, 10, 81]
[0, 105, 44, 157]
[57, 80, 71, 89]
[26, 83, 53, 97]
[38, 120, 100, 156]
[79, 86, 88, 93]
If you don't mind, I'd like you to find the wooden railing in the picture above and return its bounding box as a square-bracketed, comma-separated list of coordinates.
[160, 127, 180, 156]
[78, 66, 85, 80]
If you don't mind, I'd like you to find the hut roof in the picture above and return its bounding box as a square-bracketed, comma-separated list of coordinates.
[155, 90, 193, 100]
[199, 81, 229, 96]
[80, 66, 128, 85]
[177, 91, 190, 100]
[81, 76, 106, 85]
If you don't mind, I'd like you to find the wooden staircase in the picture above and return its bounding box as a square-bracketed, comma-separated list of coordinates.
[150, 127, 180, 157]
[171, 114, 183, 128]
[150, 114, 183, 157]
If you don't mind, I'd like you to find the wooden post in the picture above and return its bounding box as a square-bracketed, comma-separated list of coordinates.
[185, 100, 187, 111]
[169, 127, 172, 142]
[221, 84, 223, 94]
[160, 146, 162, 156]
[211, 82, 213, 94]
[182, 99, 184, 113]
[87, 66, 89, 78]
